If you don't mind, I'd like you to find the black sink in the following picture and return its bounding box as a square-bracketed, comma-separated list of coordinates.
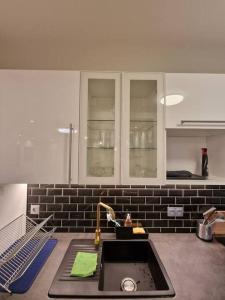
[48, 239, 175, 298]
[99, 240, 175, 297]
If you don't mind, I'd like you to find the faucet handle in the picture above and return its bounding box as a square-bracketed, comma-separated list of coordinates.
[107, 213, 112, 222]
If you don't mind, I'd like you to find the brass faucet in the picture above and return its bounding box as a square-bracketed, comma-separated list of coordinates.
[94, 201, 116, 245]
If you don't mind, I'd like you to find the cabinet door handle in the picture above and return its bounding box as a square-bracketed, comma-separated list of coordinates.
[180, 120, 225, 126]
[68, 123, 73, 186]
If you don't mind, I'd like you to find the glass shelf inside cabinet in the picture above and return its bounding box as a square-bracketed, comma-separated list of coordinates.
[130, 120, 157, 150]
[87, 147, 114, 177]
[129, 79, 157, 178]
[87, 121, 115, 177]
[87, 120, 115, 149]
[87, 78, 116, 177]
[130, 148, 157, 178]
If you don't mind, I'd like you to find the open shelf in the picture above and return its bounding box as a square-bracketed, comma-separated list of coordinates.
[166, 128, 225, 184]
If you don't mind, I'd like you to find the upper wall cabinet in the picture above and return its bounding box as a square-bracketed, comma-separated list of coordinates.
[79, 72, 121, 184]
[0, 70, 80, 184]
[121, 73, 165, 185]
[165, 73, 225, 128]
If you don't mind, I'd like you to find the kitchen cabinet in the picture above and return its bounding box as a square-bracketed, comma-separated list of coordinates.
[165, 73, 225, 128]
[79, 72, 121, 184]
[121, 72, 165, 184]
[79, 72, 165, 185]
[0, 70, 80, 184]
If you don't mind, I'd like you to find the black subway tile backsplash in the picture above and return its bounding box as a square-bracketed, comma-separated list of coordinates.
[161, 228, 176, 233]
[63, 189, 78, 196]
[116, 197, 131, 204]
[176, 197, 190, 205]
[221, 198, 225, 203]
[48, 189, 62, 196]
[70, 196, 85, 203]
[85, 196, 100, 204]
[78, 189, 92, 196]
[40, 196, 54, 203]
[146, 197, 160, 204]
[191, 185, 204, 189]
[63, 204, 78, 211]
[108, 189, 122, 196]
[154, 220, 168, 227]
[184, 190, 197, 196]
[47, 204, 61, 211]
[161, 197, 175, 204]
[205, 197, 221, 204]
[54, 212, 69, 219]
[191, 197, 205, 204]
[131, 197, 145, 204]
[176, 185, 190, 189]
[153, 189, 168, 196]
[213, 190, 225, 197]
[124, 189, 138, 196]
[139, 189, 153, 196]
[32, 188, 47, 196]
[27, 184, 225, 233]
[146, 212, 160, 219]
[169, 189, 183, 196]
[93, 189, 107, 196]
[139, 204, 153, 211]
[198, 190, 212, 197]
[27, 195, 39, 203]
[55, 196, 69, 203]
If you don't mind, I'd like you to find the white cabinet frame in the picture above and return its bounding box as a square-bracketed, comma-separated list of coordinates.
[79, 72, 121, 184]
[121, 72, 165, 185]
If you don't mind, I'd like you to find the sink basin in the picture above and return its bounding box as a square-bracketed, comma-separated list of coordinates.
[99, 240, 175, 297]
[48, 239, 175, 298]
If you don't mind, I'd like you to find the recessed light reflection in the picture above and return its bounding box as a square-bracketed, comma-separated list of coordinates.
[161, 94, 184, 106]
[58, 128, 78, 134]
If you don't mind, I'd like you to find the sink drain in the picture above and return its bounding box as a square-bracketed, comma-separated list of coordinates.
[121, 277, 137, 292]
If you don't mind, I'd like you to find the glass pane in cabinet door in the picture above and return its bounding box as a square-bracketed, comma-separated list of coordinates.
[87, 79, 115, 177]
[129, 80, 157, 178]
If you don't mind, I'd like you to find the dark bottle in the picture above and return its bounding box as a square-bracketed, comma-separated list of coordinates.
[201, 148, 208, 177]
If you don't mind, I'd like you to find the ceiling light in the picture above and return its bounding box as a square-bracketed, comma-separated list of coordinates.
[161, 94, 184, 106]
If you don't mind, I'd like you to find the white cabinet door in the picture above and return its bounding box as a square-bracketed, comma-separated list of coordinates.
[121, 73, 165, 185]
[79, 72, 121, 184]
[0, 70, 80, 183]
[166, 73, 225, 128]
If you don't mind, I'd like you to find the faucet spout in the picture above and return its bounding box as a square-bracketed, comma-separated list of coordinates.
[94, 202, 115, 246]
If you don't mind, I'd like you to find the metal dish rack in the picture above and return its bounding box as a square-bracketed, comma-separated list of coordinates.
[0, 214, 56, 293]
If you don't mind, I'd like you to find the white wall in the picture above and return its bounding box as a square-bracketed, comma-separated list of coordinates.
[167, 136, 207, 175]
[0, 184, 27, 230]
[207, 134, 225, 178]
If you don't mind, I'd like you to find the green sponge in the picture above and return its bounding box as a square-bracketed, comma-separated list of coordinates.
[70, 252, 98, 277]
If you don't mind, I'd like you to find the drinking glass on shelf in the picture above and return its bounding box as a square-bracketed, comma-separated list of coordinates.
[105, 130, 112, 148]
[146, 129, 153, 148]
[140, 130, 147, 149]
[99, 130, 106, 147]
[133, 130, 140, 148]
[130, 130, 134, 148]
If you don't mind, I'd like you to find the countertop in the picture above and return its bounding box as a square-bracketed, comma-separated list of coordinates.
[0, 233, 225, 300]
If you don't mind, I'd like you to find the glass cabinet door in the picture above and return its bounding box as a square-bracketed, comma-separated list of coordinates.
[79, 72, 120, 184]
[121, 73, 164, 184]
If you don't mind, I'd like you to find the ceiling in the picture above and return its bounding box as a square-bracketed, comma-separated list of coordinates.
[1, 0, 225, 72]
